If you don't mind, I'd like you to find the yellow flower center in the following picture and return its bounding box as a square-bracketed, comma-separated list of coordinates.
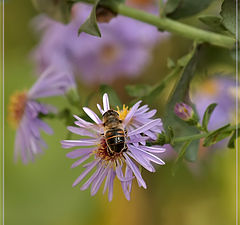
[100, 44, 121, 65]
[117, 104, 130, 121]
[8, 90, 28, 128]
[200, 79, 219, 96]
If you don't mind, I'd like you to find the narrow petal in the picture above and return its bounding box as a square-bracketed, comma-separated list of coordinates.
[108, 169, 116, 201]
[139, 145, 165, 153]
[67, 126, 96, 138]
[117, 165, 131, 201]
[72, 160, 99, 187]
[73, 115, 94, 127]
[128, 119, 161, 136]
[136, 105, 149, 114]
[83, 107, 102, 124]
[127, 150, 155, 172]
[127, 136, 149, 144]
[123, 101, 141, 126]
[81, 166, 102, 191]
[116, 164, 134, 181]
[97, 104, 104, 115]
[103, 168, 111, 194]
[91, 166, 109, 196]
[130, 145, 165, 165]
[125, 165, 133, 193]
[103, 93, 110, 112]
[144, 130, 157, 140]
[66, 147, 95, 159]
[124, 153, 146, 189]
[137, 109, 157, 118]
[71, 154, 91, 168]
[61, 139, 98, 148]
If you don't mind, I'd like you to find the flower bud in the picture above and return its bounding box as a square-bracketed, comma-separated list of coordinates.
[174, 102, 194, 121]
[96, 6, 117, 23]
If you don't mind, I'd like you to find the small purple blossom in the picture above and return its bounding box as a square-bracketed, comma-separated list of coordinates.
[192, 76, 237, 130]
[32, 3, 168, 84]
[174, 102, 194, 121]
[9, 68, 75, 163]
[61, 93, 165, 201]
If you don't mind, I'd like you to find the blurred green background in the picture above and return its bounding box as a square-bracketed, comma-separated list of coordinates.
[3, 0, 237, 225]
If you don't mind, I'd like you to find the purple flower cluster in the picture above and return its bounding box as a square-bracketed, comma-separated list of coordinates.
[61, 94, 165, 201]
[8, 68, 75, 163]
[32, 3, 168, 84]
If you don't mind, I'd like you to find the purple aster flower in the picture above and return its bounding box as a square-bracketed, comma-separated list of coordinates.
[8, 68, 75, 163]
[61, 93, 165, 201]
[192, 76, 237, 130]
[31, 3, 168, 84]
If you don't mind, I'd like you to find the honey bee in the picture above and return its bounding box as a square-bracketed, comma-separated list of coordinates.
[102, 109, 127, 155]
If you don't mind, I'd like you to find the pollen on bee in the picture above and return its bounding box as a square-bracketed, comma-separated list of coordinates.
[8, 90, 28, 128]
[116, 104, 130, 121]
[95, 138, 124, 164]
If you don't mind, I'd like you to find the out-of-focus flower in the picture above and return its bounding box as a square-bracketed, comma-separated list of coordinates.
[8, 68, 75, 163]
[192, 76, 237, 130]
[61, 94, 165, 201]
[32, 2, 168, 84]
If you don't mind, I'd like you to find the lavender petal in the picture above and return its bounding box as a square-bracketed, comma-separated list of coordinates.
[66, 147, 95, 159]
[72, 160, 99, 187]
[103, 93, 110, 112]
[81, 165, 102, 191]
[130, 145, 165, 165]
[123, 101, 141, 126]
[71, 153, 91, 168]
[124, 153, 147, 189]
[128, 119, 161, 136]
[83, 107, 102, 124]
[61, 139, 98, 148]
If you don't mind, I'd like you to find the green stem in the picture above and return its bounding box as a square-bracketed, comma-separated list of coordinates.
[174, 124, 239, 143]
[146, 66, 181, 100]
[76, 0, 236, 49]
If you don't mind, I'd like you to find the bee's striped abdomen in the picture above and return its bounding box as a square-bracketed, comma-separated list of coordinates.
[105, 128, 126, 153]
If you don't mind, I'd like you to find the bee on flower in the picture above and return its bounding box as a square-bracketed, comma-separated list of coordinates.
[8, 68, 75, 163]
[61, 93, 165, 201]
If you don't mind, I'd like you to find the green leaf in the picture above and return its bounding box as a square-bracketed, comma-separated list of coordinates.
[125, 84, 152, 98]
[100, 85, 122, 107]
[78, 0, 101, 37]
[198, 15, 228, 33]
[163, 44, 200, 162]
[227, 128, 240, 148]
[167, 58, 176, 69]
[32, 0, 73, 23]
[203, 124, 232, 147]
[165, 0, 215, 19]
[202, 103, 217, 132]
[172, 140, 191, 176]
[220, 0, 240, 36]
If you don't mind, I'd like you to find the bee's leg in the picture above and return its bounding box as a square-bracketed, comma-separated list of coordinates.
[122, 142, 128, 152]
[107, 147, 114, 156]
